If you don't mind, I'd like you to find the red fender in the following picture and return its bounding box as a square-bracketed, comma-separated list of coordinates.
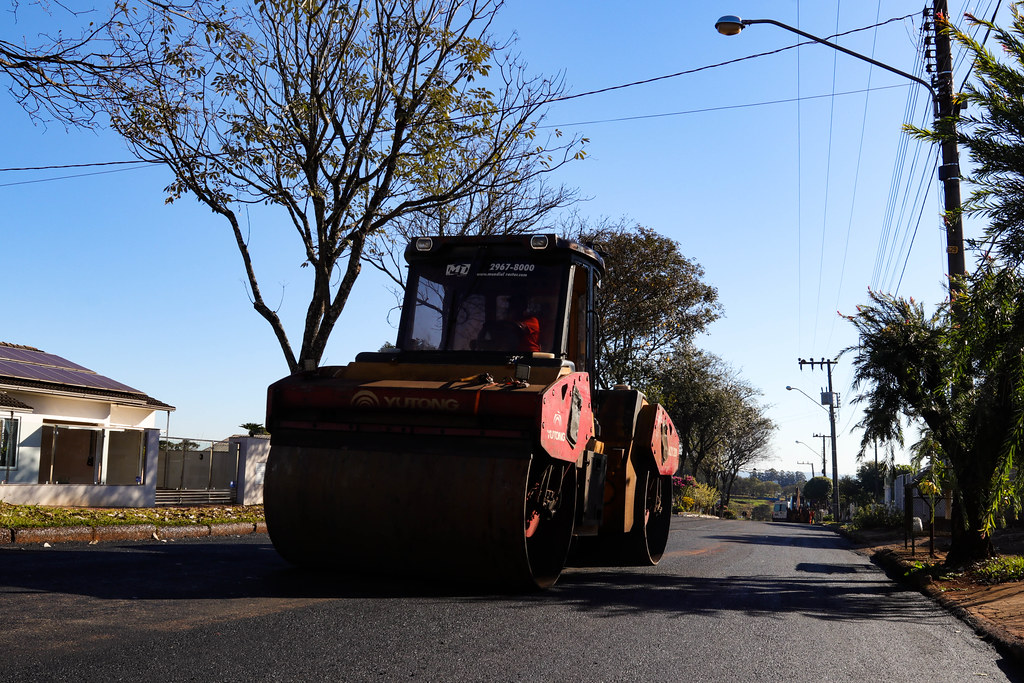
[637, 403, 680, 475]
[538, 373, 594, 463]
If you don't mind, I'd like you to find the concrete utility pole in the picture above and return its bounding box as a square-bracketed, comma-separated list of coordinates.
[931, 0, 967, 294]
[812, 432, 828, 480]
[799, 358, 840, 522]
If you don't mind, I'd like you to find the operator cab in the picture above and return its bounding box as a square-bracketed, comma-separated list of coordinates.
[382, 234, 605, 376]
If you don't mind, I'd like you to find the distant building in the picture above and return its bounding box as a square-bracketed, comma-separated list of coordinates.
[0, 341, 173, 507]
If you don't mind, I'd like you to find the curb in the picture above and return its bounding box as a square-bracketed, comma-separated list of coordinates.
[0, 522, 266, 546]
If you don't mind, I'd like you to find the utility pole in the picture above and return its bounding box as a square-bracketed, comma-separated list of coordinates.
[799, 358, 840, 522]
[874, 439, 881, 503]
[930, 0, 967, 293]
[812, 432, 828, 480]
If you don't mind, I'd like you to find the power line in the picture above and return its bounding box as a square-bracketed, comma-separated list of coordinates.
[812, 3, 845, 351]
[0, 159, 152, 172]
[0, 13, 923, 179]
[0, 165, 151, 188]
[0, 85, 914, 186]
[538, 83, 909, 129]
[547, 12, 920, 105]
[826, 0, 884, 353]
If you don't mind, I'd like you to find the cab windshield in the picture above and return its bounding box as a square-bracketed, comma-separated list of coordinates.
[399, 253, 565, 354]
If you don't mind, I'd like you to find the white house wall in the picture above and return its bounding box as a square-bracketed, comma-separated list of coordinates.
[1, 383, 165, 506]
[110, 403, 160, 429]
[18, 392, 112, 423]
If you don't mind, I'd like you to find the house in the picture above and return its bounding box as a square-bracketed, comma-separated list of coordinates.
[0, 341, 174, 507]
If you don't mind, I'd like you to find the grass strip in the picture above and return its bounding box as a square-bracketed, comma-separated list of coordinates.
[0, 502, 264, 529]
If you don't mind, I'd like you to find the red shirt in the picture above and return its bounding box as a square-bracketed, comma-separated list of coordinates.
[519, 316, 540, 352]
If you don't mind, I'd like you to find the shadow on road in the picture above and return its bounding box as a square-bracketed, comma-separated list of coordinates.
[550, 568, 933, 625]
[705, 525, 850, 550]
[0, 540, 543, 601]
[0, 532, 930, 630]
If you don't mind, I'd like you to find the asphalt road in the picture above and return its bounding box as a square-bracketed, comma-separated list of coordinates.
[0, 517, 1019, 682]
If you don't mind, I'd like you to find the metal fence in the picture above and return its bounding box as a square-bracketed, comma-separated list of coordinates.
[155, 437, 239, 505]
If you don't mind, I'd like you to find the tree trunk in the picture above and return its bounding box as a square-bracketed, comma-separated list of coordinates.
[946, 491, 995, 565]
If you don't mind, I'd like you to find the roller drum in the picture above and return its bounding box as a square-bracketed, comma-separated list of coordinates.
[569, 468, 672, 567]
[264, 436, 576, 588]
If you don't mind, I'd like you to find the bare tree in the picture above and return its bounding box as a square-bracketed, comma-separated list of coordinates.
[364, 144, 582, 295]
[89, 0, 583, 373]
[715, 403, 774, 506]
[1, 2, 195, 126]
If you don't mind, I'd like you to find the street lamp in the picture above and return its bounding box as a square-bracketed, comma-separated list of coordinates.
[795, 439, 825, 479]
[786, 385, 827, 413]
[715, 8, 966, 292]
[714, 16, 935, 97]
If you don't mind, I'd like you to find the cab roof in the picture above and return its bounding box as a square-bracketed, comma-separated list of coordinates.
[404, 234, 606, 276]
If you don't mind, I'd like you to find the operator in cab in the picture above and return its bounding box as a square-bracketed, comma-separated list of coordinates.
[511, 295, 541, 352]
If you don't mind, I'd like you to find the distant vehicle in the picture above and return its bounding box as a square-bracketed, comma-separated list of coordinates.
[772, 502, 790, 521]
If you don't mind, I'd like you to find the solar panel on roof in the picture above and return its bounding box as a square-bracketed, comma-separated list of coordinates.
[0, 345, 92, 372]
[0, 351, 142, 394]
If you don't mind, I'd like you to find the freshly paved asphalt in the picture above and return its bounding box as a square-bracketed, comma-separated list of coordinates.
[0, 517, 1019, 681]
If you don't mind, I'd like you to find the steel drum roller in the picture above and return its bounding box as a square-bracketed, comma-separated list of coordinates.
[264, 438, 576, 588]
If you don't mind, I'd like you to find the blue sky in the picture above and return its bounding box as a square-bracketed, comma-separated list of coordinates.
[0, 1, 1008, 480]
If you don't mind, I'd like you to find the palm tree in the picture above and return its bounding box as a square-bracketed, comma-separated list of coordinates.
[843, 267, 1024, 564]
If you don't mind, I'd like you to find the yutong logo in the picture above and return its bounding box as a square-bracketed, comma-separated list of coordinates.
[446, 263, 470, 276]
[350, 389, 459, 411]
[351, 390, 380, 408]
[384, 396, 460, 411]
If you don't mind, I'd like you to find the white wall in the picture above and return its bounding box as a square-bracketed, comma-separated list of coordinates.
[231, 436, 270, 506]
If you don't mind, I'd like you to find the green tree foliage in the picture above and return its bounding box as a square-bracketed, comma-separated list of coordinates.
[159, 438, 201, 452]
[854, 462, 886, 506]
[79, 0, 582, 373]
[752, 468, 807, 488]
[648, 345, 752, 478]
[844, 267, 1024, 563]
[240, 422, 269, 437]
[803, 476, 833, 508]
[838, 475, 864, 510]
[730, 474, 783, 500]
[892, 463, 916, 478]
[712, 403, 775, 507]
[577, 223, 721, 388]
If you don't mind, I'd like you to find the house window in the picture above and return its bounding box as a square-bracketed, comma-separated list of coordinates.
[106, 430, 145, 485]
[37, 426, 146, 485]
[0, 417, 18, 468]
[38, 425, 101, 485]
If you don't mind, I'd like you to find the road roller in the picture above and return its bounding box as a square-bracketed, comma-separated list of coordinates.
[264, 234, 679, 588]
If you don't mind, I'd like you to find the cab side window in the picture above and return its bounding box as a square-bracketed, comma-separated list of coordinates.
[567, 265, 590, 371]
